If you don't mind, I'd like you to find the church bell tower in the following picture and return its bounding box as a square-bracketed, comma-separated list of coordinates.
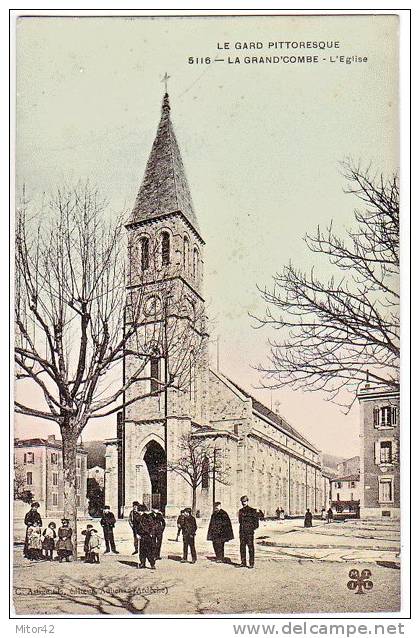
[122, 91, 209, 517]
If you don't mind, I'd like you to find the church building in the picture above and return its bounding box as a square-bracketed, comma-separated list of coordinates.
[105, 92, 325, 519]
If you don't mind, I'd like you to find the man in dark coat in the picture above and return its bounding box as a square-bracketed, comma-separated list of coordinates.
[176, 509, 185, 541]
[207, 502, 234, 562]
[129, 501, 140, 555]
[151, 508, 166, 560]
[100, 505, 119, 554]
[133, 504, 156, 569]
[180, 508, 197, 563]
[304, 508, 313, 528]
[23, 502, 42, 558]
[327, 507, 334, 523]
[238, 495, 259, 568]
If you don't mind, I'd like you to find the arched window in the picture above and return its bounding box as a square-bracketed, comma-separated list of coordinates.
[161, 231, 170, 266]
[141, 237, 149, 271]
[150, 356, 160, 394]
[193, 247, 199, 280]
[183, 236, 189, 271]
[202, 455, 210, 489]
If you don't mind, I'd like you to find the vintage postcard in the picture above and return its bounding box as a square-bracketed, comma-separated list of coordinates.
[11, 11, 405, 618]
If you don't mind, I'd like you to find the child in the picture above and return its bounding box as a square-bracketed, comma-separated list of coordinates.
[88, 529, 101, 564]
[56, 518, 74, 562]
[81, 524, 94, 562]
[27, 522, 42, 560]
[42, 522, 57, 560]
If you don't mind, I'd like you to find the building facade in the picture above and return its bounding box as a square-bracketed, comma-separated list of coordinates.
[357, 379, 400, 519]
[105, 92, 325, 519]
[14, 435, 88, 518]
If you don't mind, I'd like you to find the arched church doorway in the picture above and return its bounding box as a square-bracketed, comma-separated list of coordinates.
[143, 440, 167, 513]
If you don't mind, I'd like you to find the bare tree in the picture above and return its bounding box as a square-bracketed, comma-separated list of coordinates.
[13, 459, 31, 502]
[166, 433, 230, 514]
[15, 182, 205, 554]
[253, 161, 399, 410]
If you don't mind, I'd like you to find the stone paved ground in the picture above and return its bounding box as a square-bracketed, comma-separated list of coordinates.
[12, 518, 400, 616]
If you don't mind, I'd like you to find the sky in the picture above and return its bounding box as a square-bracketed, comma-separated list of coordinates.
[15, 15, 399, 457]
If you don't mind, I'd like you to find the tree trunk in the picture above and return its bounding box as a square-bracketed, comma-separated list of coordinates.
[192, 487, 197, 516]
[62, 427, 79, 560]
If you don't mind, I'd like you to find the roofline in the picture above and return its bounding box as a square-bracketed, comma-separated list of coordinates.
[210, 368, 320, 454]
[14, 441, 87, 454]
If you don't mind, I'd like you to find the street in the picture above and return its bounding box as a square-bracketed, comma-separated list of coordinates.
[12, 518, 400, 616]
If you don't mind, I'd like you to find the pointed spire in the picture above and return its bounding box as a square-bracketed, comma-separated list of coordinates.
[130, 92, 200, 234]
[162, 92, 170, 114]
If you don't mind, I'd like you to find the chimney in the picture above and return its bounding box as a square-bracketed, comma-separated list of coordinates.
[47, 434, 56, 444]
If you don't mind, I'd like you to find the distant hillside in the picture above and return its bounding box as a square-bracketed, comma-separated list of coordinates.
[322, 453, 344, 474]
[83, 440, 107, 469]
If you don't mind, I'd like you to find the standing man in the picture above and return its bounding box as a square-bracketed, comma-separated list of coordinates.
[152, 507, 166, 560]
[238, 495, 259, 569]
[133, 504, 156, 569]
[207, 501, 234, 562]
[327, 507, 334, 523]
[129, 501, 140, 555]
[180, 508, 197, 563]
[176, 509, 185, 541]
[100, 505, 119, 554]
[23, 501, 42, 558]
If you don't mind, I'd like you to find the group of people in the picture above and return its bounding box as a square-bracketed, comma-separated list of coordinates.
[22, 495, 264, 569]
[23, 502, 75, 562]
[174, 496, 260, 568]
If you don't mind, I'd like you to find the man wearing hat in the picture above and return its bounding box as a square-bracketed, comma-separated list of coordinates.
[180, 507, 197, 564]
[100, 505, 119, 554]
[207, 501, 234, 562]
[151, 507, 166, 560]
[176, 508, 185, 542]
[238, 495, 259, 568]
[23, 502, 42, 558]
[129, 501, 140, 555]
[133, 504, 156, 569]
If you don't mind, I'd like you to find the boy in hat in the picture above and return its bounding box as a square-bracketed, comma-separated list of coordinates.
[100, 505, 119, 554]
[176, 509, 185, 542]
[180, 508, 197, 564]
[42, 522, 57, 560]
[88, 529, 101, 564]
[81, 523, 94, 562]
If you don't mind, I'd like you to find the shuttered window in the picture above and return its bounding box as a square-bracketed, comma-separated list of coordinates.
[373, 405, 398, 428]
[379, 479, 393, 503]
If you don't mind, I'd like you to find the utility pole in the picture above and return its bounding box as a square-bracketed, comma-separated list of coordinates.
[212, 446, 221, 506]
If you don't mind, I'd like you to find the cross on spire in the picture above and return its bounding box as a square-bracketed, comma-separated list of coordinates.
[161, 72, 171, 93]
